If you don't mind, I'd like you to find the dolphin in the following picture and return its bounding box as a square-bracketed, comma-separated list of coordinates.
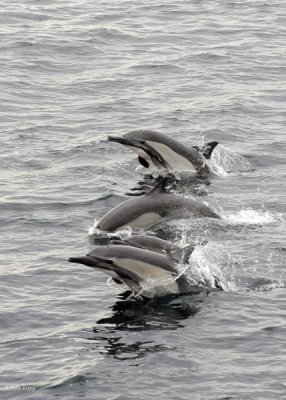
[108, 130, 218, 175]
[68, 244, 203, 298]
[95, 177, 220, 233]
[110, 236, 225, 290]
[110, 235, 196, 264]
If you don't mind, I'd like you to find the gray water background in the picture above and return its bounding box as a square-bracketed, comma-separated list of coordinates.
[0, 1, 285, 399]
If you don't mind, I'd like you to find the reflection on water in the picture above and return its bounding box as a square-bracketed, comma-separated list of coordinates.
[126, 173, 211, 197]
[96, 292, 201, 331]
[86, 336, 168, 361]
[81, 293, 203, 361]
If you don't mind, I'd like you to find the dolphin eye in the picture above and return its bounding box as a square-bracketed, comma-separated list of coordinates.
[106, 260, 113, 265]
[140, 141, 145, 144]
[138, 156, 149, 168]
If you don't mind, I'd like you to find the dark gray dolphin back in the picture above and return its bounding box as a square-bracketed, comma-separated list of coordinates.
[111, 235, 196, 264]
[111, 235, 184, 259]
[96, 177, 220, 232]
[145, 177, 220, 219]
[88, 244, 178, 273]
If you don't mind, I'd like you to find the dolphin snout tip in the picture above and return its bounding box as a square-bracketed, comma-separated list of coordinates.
[107, 135, 122, 143]
[107, 135, 134, 146]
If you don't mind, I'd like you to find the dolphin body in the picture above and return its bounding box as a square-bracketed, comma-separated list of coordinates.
[109, 236, 224, 290]
[68, 244, 202, 298]
[108, 130, 218, 175]
[95, 177, 220, 233]
[110, 235, 195, 264]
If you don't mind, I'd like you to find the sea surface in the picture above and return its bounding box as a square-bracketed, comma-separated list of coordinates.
[0, 1, 285, 399]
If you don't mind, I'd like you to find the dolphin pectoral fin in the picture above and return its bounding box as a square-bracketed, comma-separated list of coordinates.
[202, 141, 218, 159]
[109, 265, 143, 294]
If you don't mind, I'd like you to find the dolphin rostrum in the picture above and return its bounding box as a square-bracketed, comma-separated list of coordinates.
[68, 244, 203, 298]
[108, 130, 218, 175]
[95, 177, 220, 233]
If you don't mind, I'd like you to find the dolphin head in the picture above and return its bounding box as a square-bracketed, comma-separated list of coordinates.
[69, 244, 117, 267]
[96, 210, 126, 233]
[108, 134, 168, 170]
[68, 254, 113, 271]
[108, 135, 150, 153]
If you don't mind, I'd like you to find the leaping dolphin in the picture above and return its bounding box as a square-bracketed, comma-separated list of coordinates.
[68, 244, 203, 298]
[110, 235, 196, 264]
[108, 130, 218, 175]
[95, 177, 220, 233]
[109, 236, 224, 290]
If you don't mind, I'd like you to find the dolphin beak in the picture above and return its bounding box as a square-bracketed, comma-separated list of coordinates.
[108, 135, 148, 150]
[107, 136, 134, 146]
[68, 255, 112, 269]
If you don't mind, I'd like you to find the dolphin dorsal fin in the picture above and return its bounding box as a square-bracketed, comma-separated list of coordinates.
[146, 177, 171, 196]
[202, 141, 218, 159]
[181, 245, 195, 264]
[192, 141, 218, 159]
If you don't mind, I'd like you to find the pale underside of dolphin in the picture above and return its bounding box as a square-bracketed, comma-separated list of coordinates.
[68, 244, 203, 298]
[95, 177, 220, 233]
[108, 130, 218, 175]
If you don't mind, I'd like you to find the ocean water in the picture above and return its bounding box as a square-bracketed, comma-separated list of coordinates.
[0, 1, 285, 399]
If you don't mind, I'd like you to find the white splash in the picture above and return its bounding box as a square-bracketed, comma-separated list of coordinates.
[136, 243, 236, 296]
[188, 244, 236, 291]
[208, 145, 250, 176]
[88, 218, 99, 236]
[225, 209, 284, 225]
[88, 219, 133, 238]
